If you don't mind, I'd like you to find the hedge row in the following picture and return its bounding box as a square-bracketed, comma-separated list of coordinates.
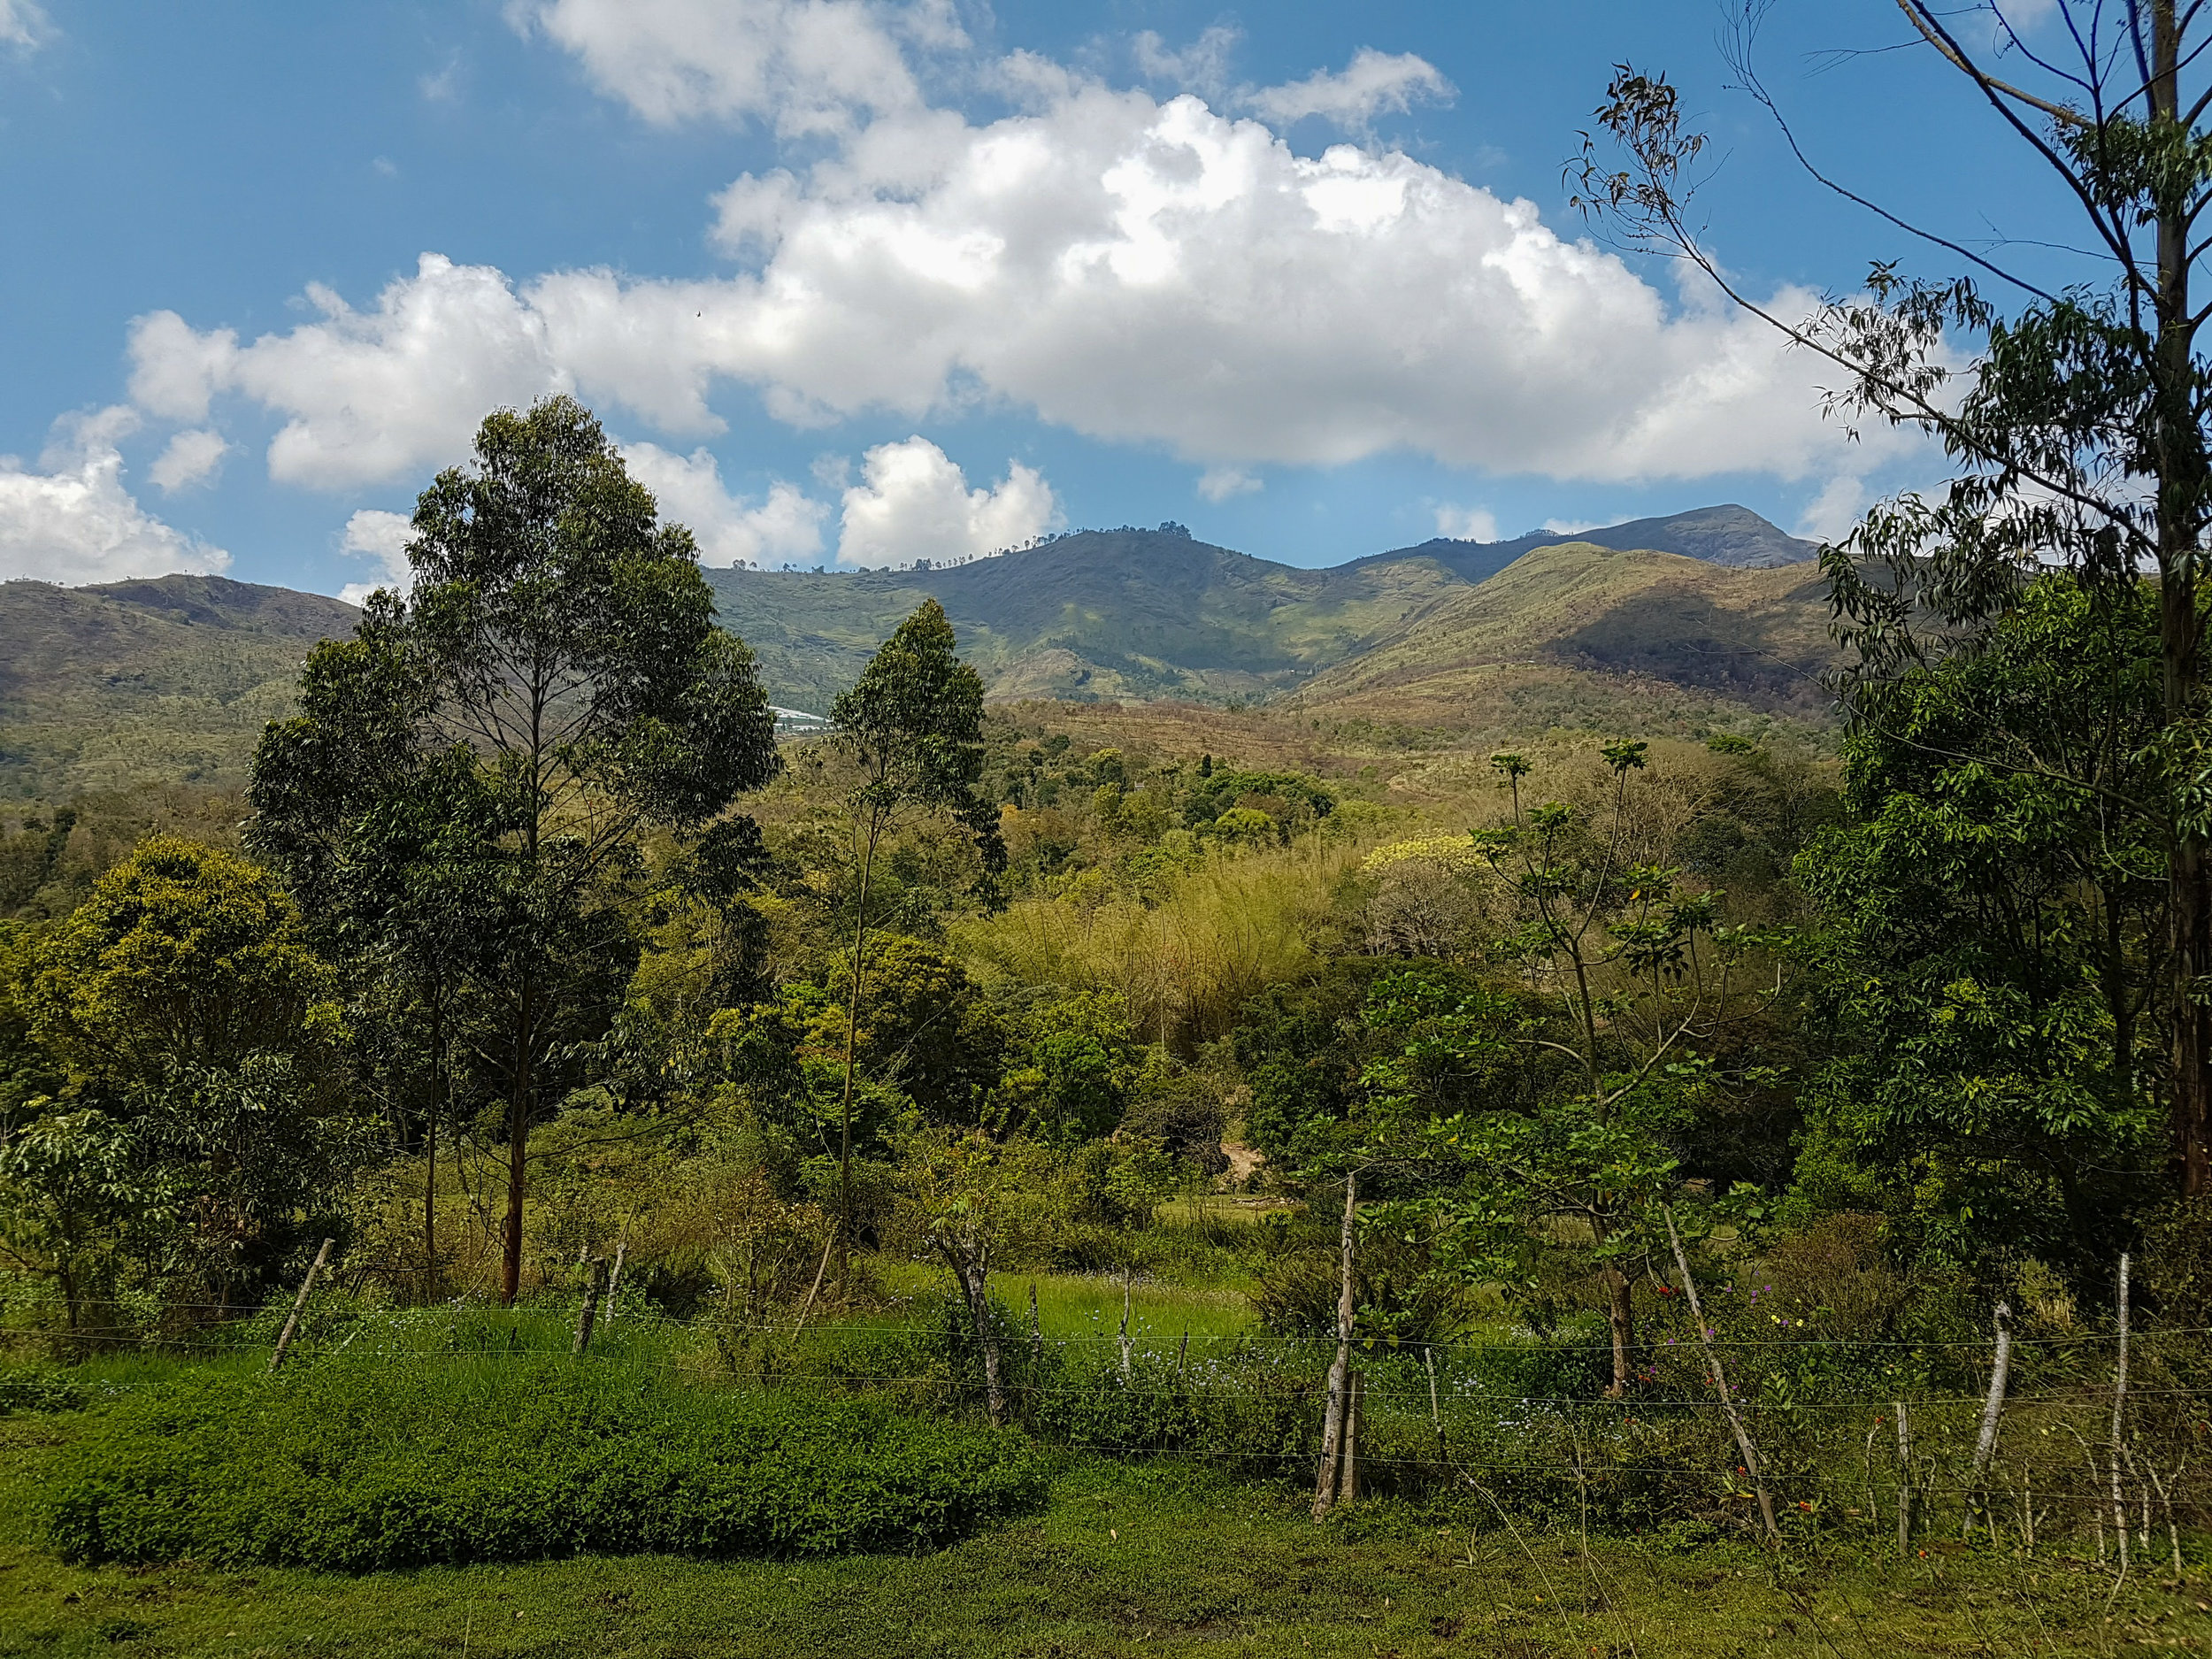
[46, 1357, 1047, 1570]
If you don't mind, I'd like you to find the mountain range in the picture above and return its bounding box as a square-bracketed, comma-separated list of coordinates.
[0, 504, 1835, 802]
[703, 502, 1821, 712]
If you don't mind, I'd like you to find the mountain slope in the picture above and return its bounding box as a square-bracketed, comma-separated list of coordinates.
[1349, 503, 1819, 588]
[1293, 541, 1839, 739]
[705, 505, 1815, 712]
[704, 528, 1464, 711]
[0, 506, 1832, 806]
[0, 575, 358, 799]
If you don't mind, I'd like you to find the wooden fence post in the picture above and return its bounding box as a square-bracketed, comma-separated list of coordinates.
[1893, 1402, 1915, 1554]
[1425, 1346, 1447, 1460]
[1665, 1207, 1778, 1546]
[1118, 1269, 1134, 1382]
[2110, 1252, 2131, 1578]
[602, 1240, 628, 1325]
[269, 1238, 334, 1374]
[574, 1256, 607, 1355]
[1312, 1170, 1358, 1522]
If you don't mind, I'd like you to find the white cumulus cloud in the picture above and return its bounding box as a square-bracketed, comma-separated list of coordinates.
[336, 509, 414, 606]
[506, 0, 942, 135]
[623, 442, 828, 567]
[0, 409, 228, 585]
[148, 428, 229, 493]
[124, 12, 1913, 511]
[1432, 504, 1498, 541]
[836, 436, 1056, 568]
[130, 256, 572, 489]
[1248, 48, 1453, 132]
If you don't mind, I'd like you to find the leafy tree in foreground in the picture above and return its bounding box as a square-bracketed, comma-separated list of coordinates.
[824, 600, 1004, 1283]
[250, 396, 781, 1303]
[28, 837, 342, 1089]
[894, 1125, 1056, 1425]
[1455, 743, 1764, 1394]
[0, 1110, 150, 1336]
[1793, 572, 2167, 1281]
[14, 837, 361, 1310]
[1577, 3, 2212, 1195]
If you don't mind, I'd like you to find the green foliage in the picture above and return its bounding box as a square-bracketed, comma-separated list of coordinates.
[0, 1363, 88, 1414]
[998, 992, 1141, 1145]
[0, 1109, 157, 1331]
[27, 837, 342, 1088]
[1185, 770, 1334, 835]
[825, 938, 1005, 1128]
[1793, 574, 2165, 1281]
[247, 396, 784, 1303]
[4, 838, 366, 1310]
[44, 1360, 1047, 1569]
[831, 599, 1002, 862]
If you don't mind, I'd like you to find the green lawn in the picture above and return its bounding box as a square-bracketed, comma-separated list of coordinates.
[870, 1262, 1258, 1344]
[2, 1407, 2204, 1658]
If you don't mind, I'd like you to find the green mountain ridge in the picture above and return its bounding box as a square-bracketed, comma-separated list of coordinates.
[0, 506, 1835, 802]
[1290, 541, 1839, 744]
[705, 503, 1819, 713]
[703, 528, 1468, 712]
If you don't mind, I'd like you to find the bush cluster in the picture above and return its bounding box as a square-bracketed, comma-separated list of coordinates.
[45, 1356, 1047, 1570]
[0, 1364, 88, 1415]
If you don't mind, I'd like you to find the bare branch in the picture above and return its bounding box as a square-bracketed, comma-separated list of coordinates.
[1896, 0, 2090, 125]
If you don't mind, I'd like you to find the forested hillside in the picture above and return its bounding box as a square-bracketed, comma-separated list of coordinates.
[706, 506, 1816, 712]
[0, 509, 1830, 814]
[1294, 541, 1838, 744]
[0, 576, 357, 801]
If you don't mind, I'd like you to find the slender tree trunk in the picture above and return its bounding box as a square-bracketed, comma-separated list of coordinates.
[837, 817, 881, 1287]
[949, 1251, 1005, 1425]
[1601, 1263, 1633, 1397]
[501, 987, 533, 1307]
[2149, 1, 2212, 1195]
[1666, 1207, 1778, 1545]
[1964, 1301, 2013, 1537]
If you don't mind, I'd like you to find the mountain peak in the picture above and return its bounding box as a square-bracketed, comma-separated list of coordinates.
[1349, 503, 1817, 586]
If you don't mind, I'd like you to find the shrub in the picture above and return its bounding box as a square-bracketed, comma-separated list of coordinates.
[1030, 1342, 1317, 1478]
[46, 1356, 1047, 1570]
[0, 1365, 88, 1415]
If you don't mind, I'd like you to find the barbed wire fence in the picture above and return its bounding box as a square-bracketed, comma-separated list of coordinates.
[4, 1257, 2208, 1577]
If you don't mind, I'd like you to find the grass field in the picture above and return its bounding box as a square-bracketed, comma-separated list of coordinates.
[1, 1402, 2203, 1659]
[870, 1263, 1260, 1346]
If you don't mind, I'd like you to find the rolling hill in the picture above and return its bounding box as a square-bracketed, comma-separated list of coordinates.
[1344, 503, 1819, 588]
[703, 527, 1468, 712]
[0, 574, 358, 801]
[1290, 541, 1839, 745]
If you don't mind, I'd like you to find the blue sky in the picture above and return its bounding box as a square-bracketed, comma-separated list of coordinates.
[0, 2, 2085, 595]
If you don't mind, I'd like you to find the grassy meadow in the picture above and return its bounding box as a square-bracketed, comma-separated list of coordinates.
[2, 1391, 2205, 1658]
